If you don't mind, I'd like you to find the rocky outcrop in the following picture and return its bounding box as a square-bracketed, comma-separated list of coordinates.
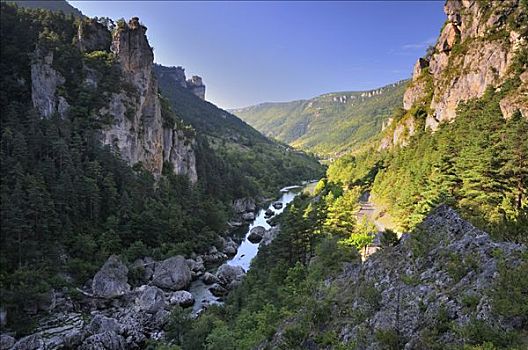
[153, 64, 207, 100]
[382, 0, 528, 148]
[402, 0, 527, 133]
[233, 197, 256, 214]
[135, 285, 166, 313]
[186, 75, 206, 100]
[152, 255, 192, 291]
[262, 206, 526, 349]
[98, 17, 197, 182]
[168, 291, 195, 307]
[31, 48, 68, 119]
[92, 255, 130, 299]
[248, 225, 266, 243]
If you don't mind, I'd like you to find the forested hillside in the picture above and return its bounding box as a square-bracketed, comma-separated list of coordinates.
[0, 3, 322, 334]
[232, 81, 406, 157]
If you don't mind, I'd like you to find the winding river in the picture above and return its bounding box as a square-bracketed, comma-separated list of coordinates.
[189, 184, 309, 315]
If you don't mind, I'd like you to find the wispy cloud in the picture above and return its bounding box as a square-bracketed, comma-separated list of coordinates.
[401, 37, 437, 51]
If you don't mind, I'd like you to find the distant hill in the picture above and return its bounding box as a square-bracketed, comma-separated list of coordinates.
[5, 0, 82, 16]
[232, 80, 407, 157]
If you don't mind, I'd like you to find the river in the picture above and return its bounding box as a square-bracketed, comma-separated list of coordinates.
[189, 184, 309, 315]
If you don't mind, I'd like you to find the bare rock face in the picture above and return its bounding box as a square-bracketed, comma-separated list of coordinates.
[31, 48, 68, 119]
[186, 75, 206, 100]
[152, 256, 192, 291]
[92, 255, 130, 299]
[261, 206, 526, 349]
[135, 285, 166, 314]
[100, 17, 197, 182]
[153, 65, 207, 100]
[399, 0, 526, 134]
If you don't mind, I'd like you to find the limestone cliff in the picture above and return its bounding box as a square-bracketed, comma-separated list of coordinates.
[383, 0, 527, 148]
[29, 17, 197, 182]
[154, 64, 206, 100]
[101, 17, 197, 182]
[30, 48, 69, 119]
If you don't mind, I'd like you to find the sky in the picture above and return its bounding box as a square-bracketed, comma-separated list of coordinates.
[70, 1, 446, 109]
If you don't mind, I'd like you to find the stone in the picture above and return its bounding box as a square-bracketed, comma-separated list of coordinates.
[135, 285, 166, 313]
[88, 315, 121, 335]
[248, 226, 266, 243]
[1, 334, 16, 349]
[80, 331, 125, 350]
[99, 17, 197, 182]
[92, 255, 130, 299]
[242, 212, 255, 221]
[264, 209, 274, 218]
[222, 238, 238, 256]
[209, 283, 228, 297]
[31, 48, 66, 119]
[233, 198, 256, 214]
[12, 334, 44, 350]
[202, 272, 220, 285]
[169, 291, 195, 307]
[216, 264, 246, 288]
[272, 201, 283, 209]
[152, 256, 191, 291]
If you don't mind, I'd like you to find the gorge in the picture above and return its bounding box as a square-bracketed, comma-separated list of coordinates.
[0, 1, 527, 350]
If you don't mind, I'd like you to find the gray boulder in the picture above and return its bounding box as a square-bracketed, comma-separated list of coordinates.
[152, 256, 191, 291]
[135, 285, 166, 314]
[233, 198, 256, 214]
[272, 201, 283, 209]
[202, 272, 220, 285]
[264, 209, 274, 218]
[12, 334, 44, 350]
[242, 212, 255, 221]
[1, 334, 16, 349]
[92, 255, 130, 299]
[248, 226, 266, 243]
[223, 238, 238, 256]
[169, 291, 195, 307]
[216, 264, 246, 288]
[209, 283, 228, 297]
[88, 315, 121, 335]
[80, 331, 125, 350]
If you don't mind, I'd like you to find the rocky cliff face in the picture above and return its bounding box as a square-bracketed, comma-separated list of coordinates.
[384, 0, 527, 147]
[30, 48, 69, 119]
[154, 64, 206, 100]
[29, 17, 198, 182]
[261, 206, 526, 349]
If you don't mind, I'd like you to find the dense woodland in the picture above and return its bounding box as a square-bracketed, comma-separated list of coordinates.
[327, 70, 528, 244]
[0, 4, 322, 331]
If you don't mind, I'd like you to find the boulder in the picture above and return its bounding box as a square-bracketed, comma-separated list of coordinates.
[209, 283, 228, 297]
[80, 331, 125, 350]
[272, 201, 283, 209]
[186, 257, 205, 279]
[92, 255, 130, 299]
[135, 285, 166, 314]
[169, 291, 195, 307]
[248, 226, 266, 243]
[88, 315, 121, 335]
[152, 256, 191, 291]
[1, 334, 15, 349]
[12, 334, 44, 350]
[233, 198, 256, 214]
[216, 264, 246, 288]
[202, 272, 220, 285]
[242, 212, 255, 221]
[223, 238, 238, 256]
[264, 208, 274, 218]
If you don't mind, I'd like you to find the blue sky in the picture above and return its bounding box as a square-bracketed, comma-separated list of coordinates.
[70, 1, 445, 109]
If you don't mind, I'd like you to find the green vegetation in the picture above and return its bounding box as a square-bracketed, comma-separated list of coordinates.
[326, 83, 528, 243]
[154, 65, 324, 198]
[0, 3, 322, 332]
[232, 81, 407, 157]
